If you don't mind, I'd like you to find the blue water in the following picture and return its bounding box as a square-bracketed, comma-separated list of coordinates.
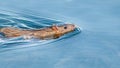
[0, 0, 120, 68]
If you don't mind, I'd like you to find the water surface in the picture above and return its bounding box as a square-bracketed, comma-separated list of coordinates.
[0, 0, 120, 68]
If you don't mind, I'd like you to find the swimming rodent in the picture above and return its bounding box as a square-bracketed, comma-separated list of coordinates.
[0, 24, 76, 39]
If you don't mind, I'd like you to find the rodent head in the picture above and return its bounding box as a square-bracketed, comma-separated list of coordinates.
[55, 24, 76, 34]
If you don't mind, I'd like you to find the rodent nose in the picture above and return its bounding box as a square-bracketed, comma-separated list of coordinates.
[67, 24, 75, 30]
[72, 24, 75, 29]
[72, 24, 75, 27]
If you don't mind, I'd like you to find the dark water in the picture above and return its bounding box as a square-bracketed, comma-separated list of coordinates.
[0, 0, 120, 68]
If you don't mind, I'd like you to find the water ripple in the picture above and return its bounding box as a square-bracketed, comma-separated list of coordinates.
[0, 10, 81, 51]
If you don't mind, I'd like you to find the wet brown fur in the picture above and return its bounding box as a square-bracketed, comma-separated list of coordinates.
[0, 24, 75, 39]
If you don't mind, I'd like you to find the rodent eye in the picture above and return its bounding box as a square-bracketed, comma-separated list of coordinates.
[64, 26, 67, 29]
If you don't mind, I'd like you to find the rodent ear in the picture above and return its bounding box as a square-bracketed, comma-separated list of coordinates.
[52, 25, 58, 30]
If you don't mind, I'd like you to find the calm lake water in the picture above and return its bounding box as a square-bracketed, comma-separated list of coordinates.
[0, 0, 120, 68]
